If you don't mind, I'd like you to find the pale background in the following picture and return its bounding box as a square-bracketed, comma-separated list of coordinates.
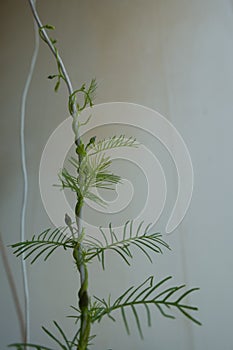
[1, 0, 233, 349]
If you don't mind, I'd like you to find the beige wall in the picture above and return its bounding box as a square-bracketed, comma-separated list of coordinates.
[1, 0, 233, 349]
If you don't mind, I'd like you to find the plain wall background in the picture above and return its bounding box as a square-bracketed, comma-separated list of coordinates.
[1, 0, 233, 349]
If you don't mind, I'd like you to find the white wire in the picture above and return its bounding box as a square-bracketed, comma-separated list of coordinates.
[20, 0, 39, 344]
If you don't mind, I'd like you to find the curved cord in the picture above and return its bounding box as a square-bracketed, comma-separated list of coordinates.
[20, 0, 39, 344]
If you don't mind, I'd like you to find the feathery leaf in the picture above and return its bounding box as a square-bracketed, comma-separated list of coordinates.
[11, 227, 75, 264]
[84, 221, 170, 268]
[88, 135, 138, 156]
[86, 276, 201, 338]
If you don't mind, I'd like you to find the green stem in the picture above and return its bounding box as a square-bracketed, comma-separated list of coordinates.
[27, 3, 92, 347]
[73, 242, 91, 350]
[73, 244, 90, 349]
[74, 195, 91, 350]
[77, 263, 91, 350]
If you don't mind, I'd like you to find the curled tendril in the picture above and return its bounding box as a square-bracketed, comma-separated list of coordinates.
[68, 78, 97, 115]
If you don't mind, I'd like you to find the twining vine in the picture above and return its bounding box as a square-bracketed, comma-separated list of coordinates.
[9, 1, 201, 349]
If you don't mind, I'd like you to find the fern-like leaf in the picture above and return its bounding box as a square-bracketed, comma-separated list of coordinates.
[58, 168, 81, 196]
[87, 276, 201, 338]
[84, 221, 170, 268]
[87, 135, 138, 156]
[79, 153, 121, 192]
[58, 136, 137, 206]
[11, 227, 75, 264]
[58, 153, 121, 206]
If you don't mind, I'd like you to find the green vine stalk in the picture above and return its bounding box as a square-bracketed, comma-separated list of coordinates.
[9, 1, 201, 349]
